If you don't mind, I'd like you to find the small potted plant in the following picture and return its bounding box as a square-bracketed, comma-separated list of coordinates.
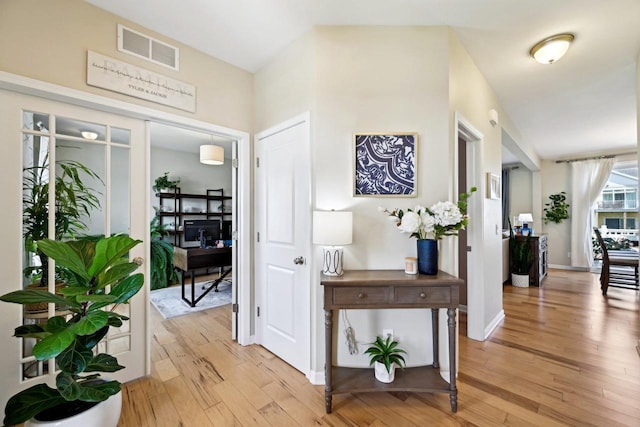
[152, 172, 180, 193]
[0, 234, 143, 426]
[364, 335, 407, 383]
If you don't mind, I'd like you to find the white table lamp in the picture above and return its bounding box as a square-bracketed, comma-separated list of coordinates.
[313, 210, 353, 276]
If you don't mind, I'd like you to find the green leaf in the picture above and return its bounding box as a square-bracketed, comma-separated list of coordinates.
[0, 289, 80, 309]
[72, 311, 109, 336]
[44, 316, 68, 334]
[56, 371, 82, 400]
[36, 239, 90, 281]
[76, 325, 109, 350]
[59, 286, 90, 297]
[57, 340, 94, 374]
[86, 353, 125, 373]
[15, 324, 45, 337]
[75, 294, 118, 304]
[98, 262, 140, 290]
[33, 328, 76, 360]
[110, 273, 144, 304]
[76, 379, 121, 402]
[89, 235, 141, 278]
[3, 383, 66, 426]
[66, 239, 97, 271]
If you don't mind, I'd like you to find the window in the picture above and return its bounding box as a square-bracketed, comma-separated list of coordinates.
[605, 218, 622, 229]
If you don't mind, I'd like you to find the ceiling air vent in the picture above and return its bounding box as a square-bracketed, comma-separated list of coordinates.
[117, 24, 179, 70]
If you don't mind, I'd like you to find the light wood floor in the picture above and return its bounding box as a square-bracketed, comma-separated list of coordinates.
[120, 270, 640, 426]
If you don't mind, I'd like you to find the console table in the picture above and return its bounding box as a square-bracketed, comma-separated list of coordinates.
[321, 270, 461, 413]
[173, 246, 232, 307]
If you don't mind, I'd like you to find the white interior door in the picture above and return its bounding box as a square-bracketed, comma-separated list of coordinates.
[255, 114, 311, 375]
[0, 91, 148, 408]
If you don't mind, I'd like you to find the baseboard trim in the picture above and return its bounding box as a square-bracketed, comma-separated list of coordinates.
[308, 369, 325, 385]
[548, 264, 589, 271]
[484, 310, 505, 339]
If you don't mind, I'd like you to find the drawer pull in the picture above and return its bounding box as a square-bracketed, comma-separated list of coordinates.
[419, 292, 426, 298]
[358, 293, 365, 299]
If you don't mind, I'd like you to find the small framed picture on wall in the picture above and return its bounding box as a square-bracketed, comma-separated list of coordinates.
[487, 172, 501, 199]
[353, 133, 418, 197]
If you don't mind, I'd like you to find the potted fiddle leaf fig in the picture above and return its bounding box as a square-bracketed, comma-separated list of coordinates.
[509, 219, 532, 287]
[0, 234, 143, 426]
[364, 335, 407, 383]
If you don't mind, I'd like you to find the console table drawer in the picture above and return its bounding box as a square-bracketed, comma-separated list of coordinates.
[331, 287, 389, 305]
[394, 286, 452, 305]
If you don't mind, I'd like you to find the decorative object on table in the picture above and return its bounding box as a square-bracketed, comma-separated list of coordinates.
[486, 172, 501, 199]
[543, 192, 569, 224]
[354, 133, 417, 197]
[313, 210, 353, 276]
[380, 187, 476, 274]
[404, 257, 418, 275]
[509, 219, 532, 287]
[518, 213, 534, 236]
[152, 172, 180, 193]
[23, 150, 103, 289]
[364, 335, 407, 383]
[0, 235, 143, 426]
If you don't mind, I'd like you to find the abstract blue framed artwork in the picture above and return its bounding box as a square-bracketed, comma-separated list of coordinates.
[354, 133, 418, 197]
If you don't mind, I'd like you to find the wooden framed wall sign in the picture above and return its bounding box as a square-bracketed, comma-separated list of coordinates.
[354, 133, 418, 197]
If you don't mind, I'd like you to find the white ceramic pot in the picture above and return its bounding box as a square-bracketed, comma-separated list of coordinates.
[511, 273, 530, 288]
[374, 361, 396, 383]
[25, 391, 122, 427]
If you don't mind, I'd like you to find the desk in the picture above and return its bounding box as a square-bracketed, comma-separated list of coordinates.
[173, 246, 232, 307]
[321, 270, 461, 413]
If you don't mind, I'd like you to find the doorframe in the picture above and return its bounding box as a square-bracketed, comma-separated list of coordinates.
[0, 71, 253, 350]
[453, 112, 486, 341]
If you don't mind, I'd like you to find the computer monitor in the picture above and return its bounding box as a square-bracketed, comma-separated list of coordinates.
[183, 219, 221, 243]
[221, 220, 233, 241]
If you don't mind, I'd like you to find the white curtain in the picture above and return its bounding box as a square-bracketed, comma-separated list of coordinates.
[571, 158, 615, 268]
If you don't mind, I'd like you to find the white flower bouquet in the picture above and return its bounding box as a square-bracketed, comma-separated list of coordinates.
[380, 187, 476, 240]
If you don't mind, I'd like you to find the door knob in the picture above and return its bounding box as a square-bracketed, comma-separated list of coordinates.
[293, 256, 305, 265]
[133, 257, 144, 266]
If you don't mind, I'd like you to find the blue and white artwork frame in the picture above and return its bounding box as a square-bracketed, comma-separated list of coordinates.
[354, 132, 418, 197]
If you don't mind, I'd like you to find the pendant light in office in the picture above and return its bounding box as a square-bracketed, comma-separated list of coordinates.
[200, 136, 224, 165]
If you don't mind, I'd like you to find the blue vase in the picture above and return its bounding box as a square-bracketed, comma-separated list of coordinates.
[417, 239, 438, 275]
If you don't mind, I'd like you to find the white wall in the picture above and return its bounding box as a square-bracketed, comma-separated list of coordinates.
[541, 160, 572, 266]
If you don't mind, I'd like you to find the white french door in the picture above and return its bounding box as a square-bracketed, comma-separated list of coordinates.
[0, 90, 148, 409]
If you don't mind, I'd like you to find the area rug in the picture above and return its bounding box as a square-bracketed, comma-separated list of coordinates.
[150, 280, 232, 319]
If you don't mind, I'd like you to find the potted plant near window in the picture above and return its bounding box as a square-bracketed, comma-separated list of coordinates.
[23, 152, 102, 288]
[152, 172, 180, 193]
[509, 221, 532, 287]
[0, 234, 143, 426]
[364, 335, 407, 383]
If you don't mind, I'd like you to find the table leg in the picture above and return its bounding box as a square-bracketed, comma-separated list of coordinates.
[447, 307, 458, 412]
[324, 309, 333, 413]
[431, 308, 439, 369]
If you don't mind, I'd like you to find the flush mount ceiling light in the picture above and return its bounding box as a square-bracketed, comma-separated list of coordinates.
[200, 144, 224, 165]
[530, 33, 575, 64]
[81, 131, 98, 140]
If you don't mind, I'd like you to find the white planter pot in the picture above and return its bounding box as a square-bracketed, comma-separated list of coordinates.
[374, 361, 396, 383]
[26, 390, 122, 427]
[511, 273, 530, 288]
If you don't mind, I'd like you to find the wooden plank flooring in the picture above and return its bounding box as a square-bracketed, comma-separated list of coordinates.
[120, 270, 640, 426]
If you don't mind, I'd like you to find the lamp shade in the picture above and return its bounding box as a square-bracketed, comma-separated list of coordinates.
[518, 213, 533, 223]
[530, 33, 574, 64]
[313, 211, 352, 246]
[200, 145, 224, 165]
